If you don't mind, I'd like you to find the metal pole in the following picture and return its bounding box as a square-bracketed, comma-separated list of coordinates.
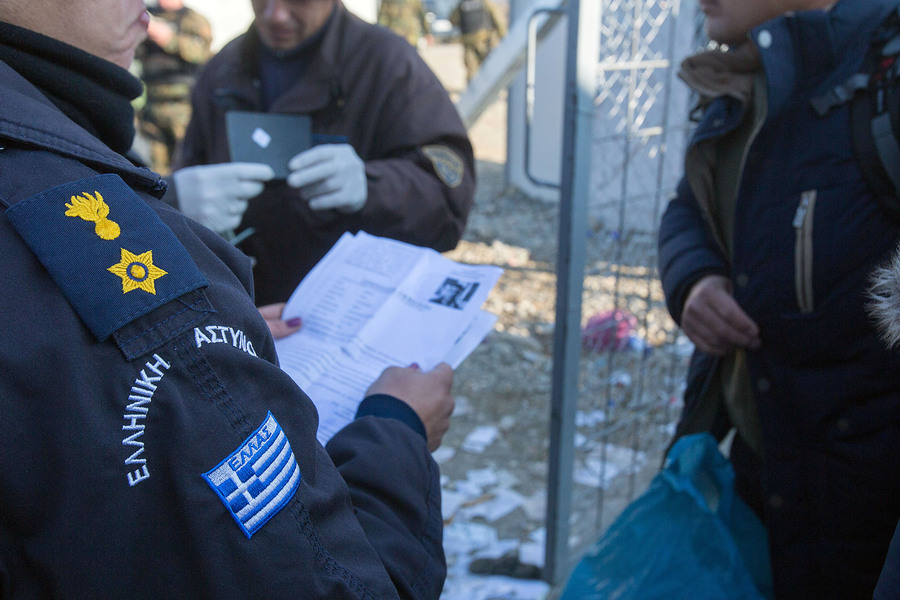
[544, 0, 599, 586]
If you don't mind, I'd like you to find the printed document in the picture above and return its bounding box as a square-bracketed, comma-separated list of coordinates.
[275, 231, 503, 444]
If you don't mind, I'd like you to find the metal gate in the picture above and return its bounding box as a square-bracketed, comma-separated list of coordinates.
[544, 0, 702, 585]
[435, 1, 705, 595]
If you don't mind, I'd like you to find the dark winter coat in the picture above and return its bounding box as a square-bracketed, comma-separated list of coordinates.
[0, 28, 444, 600]
[658, 1, 900, 597]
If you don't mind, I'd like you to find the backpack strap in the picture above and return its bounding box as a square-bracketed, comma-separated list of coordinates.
[809, 73, 869, 116]
[810, 6, 900, 222]
[853, 9, 900, 222]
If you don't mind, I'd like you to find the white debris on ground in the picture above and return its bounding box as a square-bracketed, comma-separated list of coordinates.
[437, 438, 553, 600]
[433, 195, 691, 599]
[433, 375, 680, 600]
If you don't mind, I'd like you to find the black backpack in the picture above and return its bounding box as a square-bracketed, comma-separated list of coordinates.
[811, 5, 900, 222]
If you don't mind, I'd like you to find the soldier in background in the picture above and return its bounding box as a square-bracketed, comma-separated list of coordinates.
[378, 0, 431, 47]
[135, 0, 212, 175]
[450, 0, 506, 82]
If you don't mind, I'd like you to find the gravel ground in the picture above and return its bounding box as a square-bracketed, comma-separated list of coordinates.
[437, 185, 687, 598]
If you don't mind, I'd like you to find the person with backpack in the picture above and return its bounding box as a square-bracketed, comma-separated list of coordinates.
[657, 0, 900, 597]
[450, 0, 506, 82]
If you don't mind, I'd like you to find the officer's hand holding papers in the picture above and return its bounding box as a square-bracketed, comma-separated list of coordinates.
[274, 231, 503, 444]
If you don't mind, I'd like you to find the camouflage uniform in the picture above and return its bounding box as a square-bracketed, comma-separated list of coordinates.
[377, 0, 429, 46]
[135, 6, 212, 175]
[450, 0, 506, 81]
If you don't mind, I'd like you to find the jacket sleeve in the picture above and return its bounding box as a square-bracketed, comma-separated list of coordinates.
[325, 414, 445, 600]
[658, 176, 730, 323]
[351, 48, 476, 254]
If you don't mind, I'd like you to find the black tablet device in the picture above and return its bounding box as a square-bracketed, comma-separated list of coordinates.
[225, 111, 312, 180]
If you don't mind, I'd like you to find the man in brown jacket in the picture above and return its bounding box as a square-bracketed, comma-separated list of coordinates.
[170, 0, 475, 308]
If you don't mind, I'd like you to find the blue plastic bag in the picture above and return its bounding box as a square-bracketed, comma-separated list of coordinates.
[560, 433, 773, 600]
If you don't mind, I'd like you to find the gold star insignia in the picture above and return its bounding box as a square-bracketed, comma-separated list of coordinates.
[108, 248, 167, 294]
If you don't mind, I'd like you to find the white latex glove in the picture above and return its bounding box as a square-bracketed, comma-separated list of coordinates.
[173, 162, 275, 233]
[286, 144, 367, 213]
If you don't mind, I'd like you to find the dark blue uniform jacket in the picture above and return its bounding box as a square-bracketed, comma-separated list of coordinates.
[0, 54, 444, 599]
[659, 0, 900, 597]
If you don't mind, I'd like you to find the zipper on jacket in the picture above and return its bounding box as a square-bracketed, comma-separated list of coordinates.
[793, 190, 816, 313]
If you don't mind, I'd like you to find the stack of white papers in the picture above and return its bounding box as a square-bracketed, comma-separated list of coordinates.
[275, 231, 503, 444]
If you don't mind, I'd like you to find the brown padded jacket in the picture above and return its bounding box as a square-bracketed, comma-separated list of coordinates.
[175, 3, 475, 305]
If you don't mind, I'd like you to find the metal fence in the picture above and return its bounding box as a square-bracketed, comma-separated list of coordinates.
[544, 0, 704, 586]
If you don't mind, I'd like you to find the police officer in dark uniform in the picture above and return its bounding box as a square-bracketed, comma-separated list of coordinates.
[0, 0, 454, 597]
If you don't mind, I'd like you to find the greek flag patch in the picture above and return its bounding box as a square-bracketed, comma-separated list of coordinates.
[203, 412, 301, 538]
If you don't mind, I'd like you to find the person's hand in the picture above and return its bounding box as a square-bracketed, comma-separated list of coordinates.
[173, 163, 275, 234]
[681, 274, 760, 355]
[258, 303, 302, 340]
[286, 144, 367, 213]
[366, 363, 454, 452]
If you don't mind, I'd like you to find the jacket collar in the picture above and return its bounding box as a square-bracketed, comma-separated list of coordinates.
[0, 59, 163, 194]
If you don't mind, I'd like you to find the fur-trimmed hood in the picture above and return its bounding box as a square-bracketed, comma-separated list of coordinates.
[870, 244, 900, 348]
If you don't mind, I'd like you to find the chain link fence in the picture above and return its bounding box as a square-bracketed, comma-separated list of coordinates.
[545, 0, 705, 585]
